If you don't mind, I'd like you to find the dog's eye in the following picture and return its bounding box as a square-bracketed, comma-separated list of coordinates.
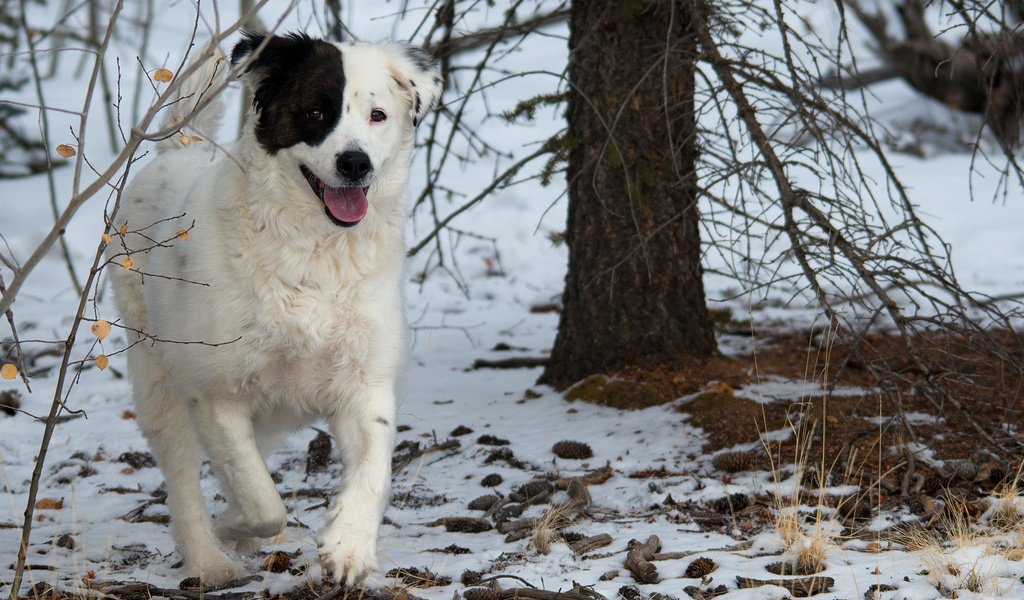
[370, 109, 387, 123]
[305, 109, 323, 122]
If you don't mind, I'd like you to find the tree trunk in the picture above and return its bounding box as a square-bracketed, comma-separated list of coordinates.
[540, 0, 716, 388]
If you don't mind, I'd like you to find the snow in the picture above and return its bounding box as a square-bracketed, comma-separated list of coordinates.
[2, 1, 1024, 599]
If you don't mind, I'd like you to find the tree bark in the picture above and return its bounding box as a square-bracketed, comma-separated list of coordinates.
[540, 0, 716, 388]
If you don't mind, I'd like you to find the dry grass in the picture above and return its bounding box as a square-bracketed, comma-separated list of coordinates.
[898, 489, 1024, 597]
[531, 502, 576, 555]
[759, 326, 851, 574]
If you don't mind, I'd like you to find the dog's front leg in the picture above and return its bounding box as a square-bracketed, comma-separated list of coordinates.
[189, 397, 288, 545]
[319, 383, 396, 585]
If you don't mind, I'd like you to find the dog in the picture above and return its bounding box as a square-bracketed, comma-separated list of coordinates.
[107, 32, 441, 584]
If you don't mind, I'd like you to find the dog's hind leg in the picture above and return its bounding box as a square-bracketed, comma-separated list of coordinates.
[214, 425, 292, 554]
[189, 396, 288, 544]
[128, 347, 242, 583]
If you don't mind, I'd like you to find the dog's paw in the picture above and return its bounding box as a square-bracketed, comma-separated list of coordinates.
[182, 549, 244, 585]
[318, 526, 379, 586]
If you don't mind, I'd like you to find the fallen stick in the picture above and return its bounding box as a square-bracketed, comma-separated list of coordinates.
[553, 464, 613, 488]
[497, 517, 539, 534]
[623, 535, 660, 583]
[471, 357, 549, 370]
[571, 533, 612, 555]
[428, 516, 492, 533]
[735, 576, 835, 597]
[392, 439, 460, 474]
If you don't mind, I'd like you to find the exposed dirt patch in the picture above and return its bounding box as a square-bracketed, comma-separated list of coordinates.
[564, 328, 1024, 505]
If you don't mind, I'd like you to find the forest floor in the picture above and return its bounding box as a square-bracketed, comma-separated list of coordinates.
[4, 313, 1024, 600]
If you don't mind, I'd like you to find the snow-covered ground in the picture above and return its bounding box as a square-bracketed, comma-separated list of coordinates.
[2, 2, 1024, 599]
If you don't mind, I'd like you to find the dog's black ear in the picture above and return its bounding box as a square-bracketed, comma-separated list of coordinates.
[230, 30, 266, 72]
[385, 43, 443, 127]
[230, 31, 321, 80]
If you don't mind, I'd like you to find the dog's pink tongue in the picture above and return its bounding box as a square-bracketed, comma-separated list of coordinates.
[323, 186, 368, 223]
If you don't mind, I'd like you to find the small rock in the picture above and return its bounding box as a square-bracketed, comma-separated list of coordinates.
[450, 425, 473, 437]
[599, 570, 619, 581]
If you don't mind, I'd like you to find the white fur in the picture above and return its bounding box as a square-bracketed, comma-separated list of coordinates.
[108, 40, 440, 585]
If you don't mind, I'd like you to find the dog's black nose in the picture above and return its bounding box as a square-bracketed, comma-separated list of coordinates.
[337, 151, 372, 181]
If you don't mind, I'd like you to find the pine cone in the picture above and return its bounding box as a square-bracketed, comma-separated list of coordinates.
[684, 557, 717, 578]
[468, 494, 500, 511]
[553, 440, 594, 459]
[711, 450, 757, 473]
[515, 480, 554, 500]
[481, 473, 503, 487]
[943, 459, 978, 480]
[464, 588, 502, 600]
[711, 493, 749, 514]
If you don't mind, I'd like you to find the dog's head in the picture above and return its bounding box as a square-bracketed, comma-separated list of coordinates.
[231, 32, 442, 228]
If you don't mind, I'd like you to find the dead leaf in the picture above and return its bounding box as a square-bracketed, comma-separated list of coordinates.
[176, 230, 189, 240]
[178, 135, 190, 146]
[91, 320, 111, 341]
[122, 256, 133, 270]
[35, 498, 64, 510]
[152, 68, 174, 83]
[95, 355, 109, 370]
[0, 363, 16, 380]
[189, 135, 204, 142]
[122, 409, 136, 420]
[55, 144, 76, 158]
[101, 233, 112, 245]
[118, 222, 128, 236]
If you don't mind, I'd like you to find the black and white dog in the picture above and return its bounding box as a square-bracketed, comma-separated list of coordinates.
[108, 32, 441, 584]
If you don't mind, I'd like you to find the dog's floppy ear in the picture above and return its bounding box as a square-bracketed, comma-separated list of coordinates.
[231, 31, 320, 80]
[386, 43, 443, 127]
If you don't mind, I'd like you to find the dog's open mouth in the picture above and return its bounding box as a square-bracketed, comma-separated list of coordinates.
[300, 166, 369, 227]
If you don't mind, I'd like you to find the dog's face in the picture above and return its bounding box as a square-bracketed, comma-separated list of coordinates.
[231, 32, 442, 227]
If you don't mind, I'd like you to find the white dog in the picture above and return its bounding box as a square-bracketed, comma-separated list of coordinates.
[108, 32, 441, 585]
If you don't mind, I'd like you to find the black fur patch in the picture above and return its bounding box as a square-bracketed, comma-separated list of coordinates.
[403, 44, 436, 73]
[232, 31, 345, 154]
